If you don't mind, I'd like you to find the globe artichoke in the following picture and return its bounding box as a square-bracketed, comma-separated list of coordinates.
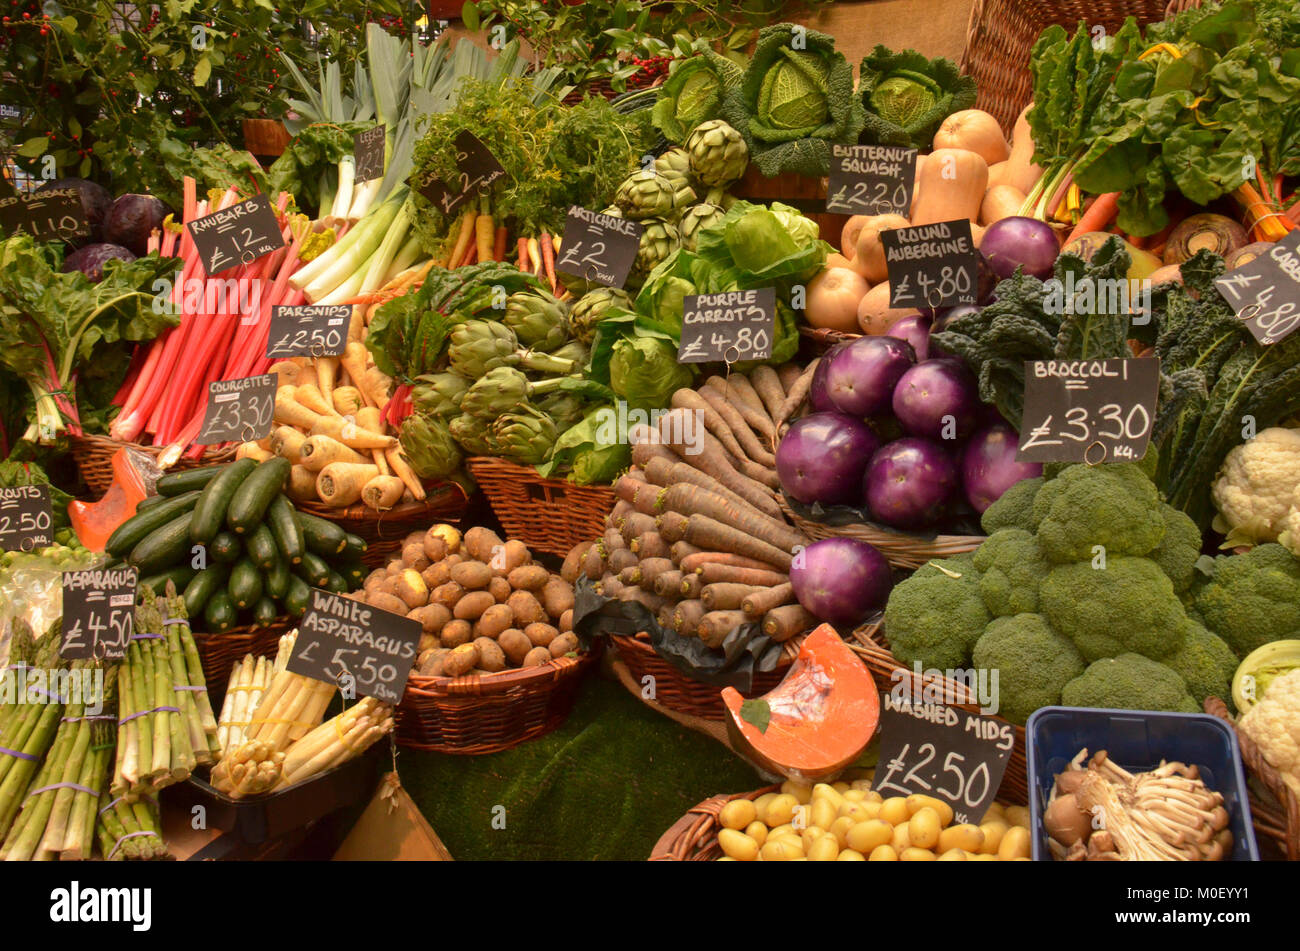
[490, 404, 559, 466]
[410, 372, 470, 420]
[630, 218, 680, 287]
[653, 148, 696, 196]
[685, 119, 749, 188]
[460, 366, 572, 420]
[448, 319, 579, 379]
[568, 287, 633, 345]
[449, 412, 495, 456]
[503, 288, 570, 351]
[537, 391, 588, 432]
[614, 170, 694, 221]
[550, 339, 591, 369]
[399, 413, 463, 480]
[678, 202, 727, 251]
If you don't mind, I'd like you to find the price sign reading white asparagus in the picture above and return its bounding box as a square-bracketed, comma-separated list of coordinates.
[826, 144, 917, 215]
[1214, 228, 1300, 345]
[185, 193, 286, 277]
[266, 305, 350, 359]
[1017, 358, 1160, 465]
[60, 566, 138, 661]
[288, 588, 420, 703]
[555, 205, 643, 289]
[873, 691, 1014, 826]
[881, 219, 978, 309]
[678, 288, 776, 364]
[196, 373, 276, 445]
[352, 124, 386, 183]
[0, 485, 53, 552]
[0, 187, 90, 242]
[417, 130, 506, 216]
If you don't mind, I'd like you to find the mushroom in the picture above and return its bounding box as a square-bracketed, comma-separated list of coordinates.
[1044, 792, 1091, 846]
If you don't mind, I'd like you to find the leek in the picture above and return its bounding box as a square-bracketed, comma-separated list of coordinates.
[330, 155, 355, 220]
[358, 202, 411, 295]
[290, 208, 381, 290]
[301, 198, 402, 301]
[383, 233, 425, 284]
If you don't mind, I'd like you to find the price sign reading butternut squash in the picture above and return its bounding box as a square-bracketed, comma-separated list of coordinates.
[827, 144, 917, 215]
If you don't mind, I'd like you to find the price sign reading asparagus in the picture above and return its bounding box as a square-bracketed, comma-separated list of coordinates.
[1017, 357, 1160, 465]
[555, 206, 643, 289]
[60, 566, 138, 661]
[872, 690, 1014, 826]
[0, 485, 54, 552]
[881, 219, 979, 309]
[266, 305, 350, 359]
[196, 374, 276, 445]
[353, 124, 386, 184]
[288, 588, 421, 703]
[417, 131, 506, 216]
[185, 193, 286, 277]
[826, 144, 917, 215]
[678, 288, 776, 364]
[1214, 229, 1300, 345]
[0, 187, 91, 242]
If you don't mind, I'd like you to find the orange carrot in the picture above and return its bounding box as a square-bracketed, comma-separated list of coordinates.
[517, 237, 529, 270]
[1066, 191, 1121, 244]
[540, 232, 557, 293]
[493, 225, 507, 262]
[447, 209, 476, 270]
[677, 551, 786, 574]
[475, 214, 494, 262]
[694, 563, 789, 587]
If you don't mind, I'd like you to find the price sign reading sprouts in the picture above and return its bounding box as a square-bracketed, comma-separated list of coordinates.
[0, 485, 54, 552]
[1017, 357, 1160, 465]
[196, 374, 276, 445]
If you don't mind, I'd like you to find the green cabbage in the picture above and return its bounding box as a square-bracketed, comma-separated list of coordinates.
[857, 46, 977, 150]
[652, 52, 747, 144]
[610, 334, 696, 410]
[537, 406, 632, 486]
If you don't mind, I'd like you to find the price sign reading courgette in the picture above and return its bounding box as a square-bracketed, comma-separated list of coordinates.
[0, 187, 90, 242]
[417, 131, 506, 216]
[60, 566, 138, 661]
[196, 374, 276, 445]
[266, 305, 350, 359]
[555, 206, 643, 289]
[186, 193, 286, 277]
[1017, 357, 1160, 465]
[678, 288, 776, 364]
[1214, 229, 1300, 345]
[881, 219, 979, 310]
[826, 144, 917, 215]
[288, 588, 421, 703]
[0, 485, 54, 552]
[353, 124, 386, 184]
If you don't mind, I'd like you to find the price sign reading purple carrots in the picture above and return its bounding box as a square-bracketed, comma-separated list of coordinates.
[678, 288, 776, 364]
[1017, 357, 1160, 465]
[60, 566, 138, 661]
[186, 193, 285, 277]
[196, 374, 276, 446]
[881, 219, 978, 310]
[353, 124, 386, 184]
[417, 131, 505, 216]
[0, 485, 53, 553]
[556, 206, 643, 290]
[289, 588, 421, 703]
[0, 187, 90, 242]
[1214, 229, 1300, 345]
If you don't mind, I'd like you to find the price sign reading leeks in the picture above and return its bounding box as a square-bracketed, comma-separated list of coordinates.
[417, 131, 505, 216]
[1017, 358, 1160, 465]
[881, 220, 978, 310]
[0, 187, 90, 242]
[60, 567, 138, 661]
[185, 193, 286, 277]
[826, 144, 917, 215]
[196, 374, 276, 445]
[288, 588, 421, 703]
[678, 288, 776, 364]
[266, 305, 350, 359]
[555, 206, 643, 289]
[0, 485, 53, 552]
[352, 124, 386, 184]
[1214, 229, 1300, 345]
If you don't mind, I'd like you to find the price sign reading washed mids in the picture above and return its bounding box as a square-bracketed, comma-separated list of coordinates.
[59, 566, 138, 661]
[881, 219, 978, 310]
[1214, 228, 1300, 345]
[1017, 357, 1160, 465]
[678, 288, 776, 364]
[872, 691, 1014, 825]
[352, 124, 386, 184]
[288, 588, 421, 704]
[266, 305, 350, 359]
[418, 131, 506, 216]
[0, 187, 90, 243]
[0, 485, 54, 551]
[185, 193, 286, 277]
[196, 374, 276, 445]
[556, 206, 643, 289]
[826, 144, 917, 215]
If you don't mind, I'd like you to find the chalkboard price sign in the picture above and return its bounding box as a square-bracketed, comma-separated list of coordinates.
[0, 187, 91, 242]
[60, 566, 138, 661]
[196, 374, 277, 445]
[417, 131, 506, 216]
[0, 485, 54, 552]
[266, 305, 351, 359]
[353, 124, 386, 183]
[555, 206, 644, 289]
[1017, 357, 1160, 465]
[826, 144, 917, 216]
[287, 588, 421, 703]
[678, 288, 776, 364]
[1214, 229, 1300, 345]
[881, 219, 979, 310]
[186, 193, 286, 277]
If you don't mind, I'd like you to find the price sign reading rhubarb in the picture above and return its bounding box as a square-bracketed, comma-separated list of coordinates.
[0, 485, 53, 552]
[1214, 229, 1300, 345]
[1017, 357, 1160, 465]
[186, 193, 286, 277]
[872, 690, 1014, 826]
[417, 131, 506, 216]
[288, 588, 421, 703]
[678, 288, 776, 364]
[0, 187, 91, 242]
[266, 305, 350, 359]
[556, 206, 643, 289]
[196, 374, 276, 445]
[353, 124, 386, 183]
[826, 144, 917, 215]
[881, 219, 978, 309]
[60, 566, 138, 661]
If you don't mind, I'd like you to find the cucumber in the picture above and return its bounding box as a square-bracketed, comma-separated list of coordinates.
[190, 459, 257, 545]
[342, 533, 368, 559]
[228, 559, 263, 609]
[226, 458, 291, 535]
[203, 590, 237, 633]
[156, 465, 225, 497]
[284, 575, 311, 615]
[296, 551, 332, 588]
[324, 570, 348, 593]
[139, 565, 198, 596]
[128, 513, 198, 575]
[266, 494, 305, 564]
[245, 524, 278, 570]
[251, 597, 279, 627]
[134, 494, 170, 513]
[264, 559, 291, 600]
[105, 491, 202, 559]
[296, 511, 348, 556]
[184, 565, 230, 617]
[209, 531, 242, 564]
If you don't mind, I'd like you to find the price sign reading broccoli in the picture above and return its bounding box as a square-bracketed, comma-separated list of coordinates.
[827, 144, 917, 215]
[0, 485, 54, 552]
[186, 193, 286, 277]
[417, 131, 506, 216]
[1017, 358, 1160, 465]
[872, 690, 1014, 826]
[353, 124, 386, 183]
[555, 206, 643, 289]
[288, 588, 421, 703]
[881, 219, 978, 310]
[266, 305, 350, 359]
[0, 187, 90, 242]
[678, 288, 776, 364]
[1214, 229, 1300, 345]
[60, 566, 138, 661]
[196, 374, 276, 445]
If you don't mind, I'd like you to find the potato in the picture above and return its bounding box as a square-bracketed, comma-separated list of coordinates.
[498, 628, 532, 665]
[453, 590, 496, 621]
[431, 581, 465, 609]
[417, 632, 439, 653]
[561, 542, 591, 585]
[522, 646, 552, 667]
[906, 793, 954, 827]
[540, 576, 575, 619]
[422, 562, 452, 589]
[422, 533, 448, 564]
[442, 643, 478, 677]
[443, 552, 465, 568]
[473, 636, 506, 672]
[938, 824, 985, 854]
[494, 539, 531, 574]
[363, 569, 390, 595]
[426, 524, 461, 556]
[524, 622, 558, 648]
[488, 576, 512, 603]
[394, 569, 429, 609]
[762, 793, 797, 826]
[717, 828, 759, 862]
[367, 592, 409, 617]
[879, 797, 911, 827]
[506, 590, 546, 627]
[506, 564, 550, 592]
[450, 560, 492, 591]
[408, 603, 451, 636]
[463, 526, 505, 564]
[997, 825, 1031, 860]
[720, 799, 757, 830]
[474, 604, 514, 640]
[441, 619, 473, 648]
[400, 543, 431, 572]
[418, 648, 450, 677]
[846, 820, 892, 854]
[908, 807, 942, 850]
[899, 847, 936, 861]
[386, 559, 405, 574]
[868, 845, 898, 861]
[548, 631, 579, 658]
[558, 608, 573, 633]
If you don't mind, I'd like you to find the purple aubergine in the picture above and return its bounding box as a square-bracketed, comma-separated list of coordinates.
[962, 423, 1043, 513]
[885, 313, 932, 363]
[809, 343, 843, 413]
[932, 303, 979, 333]
[864, 437, 959, 530]
[37, 177, 112, 246]
[61, 243, 136, 282]
[981, 216, 1060, 281]
[776, 412, 880, 506]
[790, 537, 893, 625]
[104, 194, 169, 256]
[891, 358, 980, 442]
[825, 335, 916, 417]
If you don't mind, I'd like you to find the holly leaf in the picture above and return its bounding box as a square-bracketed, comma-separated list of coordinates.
[193, 54, 211, 87]
[739, 698, 770, 733]
[17, 137, 47, 159]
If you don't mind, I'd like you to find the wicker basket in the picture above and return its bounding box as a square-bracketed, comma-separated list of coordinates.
[1205, 697, 1299, 861]
[295, 483, 472, 568]
[191, 616, 296, 702]
[70, 433, 235, 499]
[241, 118, 290, 157]
[466, 456, 617, 558]
[394, 647, 597, 754]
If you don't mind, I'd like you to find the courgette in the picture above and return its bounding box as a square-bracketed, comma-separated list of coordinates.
[184, 564, 231, 618]
[337, 562, 367, 589]
[105, 490, 202, 559]
[228, 559, 264, 609]
[139, 565, 198, 596]
[284, 575, 311, 615]
[156, 465, 225, 497]
[266, 493, 305, 564]
[226, 457, 291, 535]
[208, 531, 242, 564]
[325, 570, 349, 593]
[133, 494, 170, 513]
[203, 589, 237, 633]
[342, 533, 368, 559]
[128, 513, 198, 575]
[190, 459, 257, 545]
[245, 523, 278, 570]
[296, 511, 348, 556]
[251, 597, 279, 628]
[296, 550, 332, 588]
[264, 558, 291, 600]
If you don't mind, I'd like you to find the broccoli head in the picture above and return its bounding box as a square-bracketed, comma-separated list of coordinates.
[1061, 653, 1199, 714]
[883, 554, 989, 671]
[1032, 463, 1165, 564]
[1193, 543, 1300, 658]
[1039, 556, 1187, 661]
[1164, 619, 1239, 708]
[973, 528, 1050, 617]
[980, 476, 1045, 535]
[971, 613, 1086, 724]
[1149, 504, 1202, 594]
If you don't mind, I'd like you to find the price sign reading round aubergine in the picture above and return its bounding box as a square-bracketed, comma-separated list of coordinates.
[288, 588, 421, 703]
[196, 374, 277, 445]
[266, 305, 350, 359]
[1016, 357, 1160, 465]
[826, 144, 917, 215]
[0, 485, 54, 552]
[881, 219, 979, 310]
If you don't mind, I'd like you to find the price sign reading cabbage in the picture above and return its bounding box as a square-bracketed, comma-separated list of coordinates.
[678, 288, 776, 364]
[556, 206, 643, 289]
[288, 588, 420, 703]
[417, 131, 505, 216]
[0, 188, 90, 242]
[1017, 358, 1160, 465]
[266, 305, 350, 359]
[60, 566, 138, 661]
[880, 220, 978, 309]
[186, 193, 286, 277]
[872, 690, 1014, 826]
[0, 485, 53, 552]
[1213, 229, 1300, 346]
[352, 124, 386, 184]
[826, 144, 917, 215]
[196, 373, 276, 445]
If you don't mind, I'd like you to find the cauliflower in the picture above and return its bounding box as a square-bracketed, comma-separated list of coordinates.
[883, 554, 989, 671]
[1149, 504, 1202, 594]
[1211, 427, 1300, 548]
[1061, 653, 1199, 714]
[971, 613, 1085, 724]
[1032, 463, 1165, 563]
[980, 476, 1045, 535]
[1238, 667, 1300, 799]
[1193, 543, 1300, 658]
[973, 528, 1050, 617]
[1164, 619, 1239, 707]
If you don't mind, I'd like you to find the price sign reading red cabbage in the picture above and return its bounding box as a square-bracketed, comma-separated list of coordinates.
[1017, 357, 1160, 465]
[678, 288, 776, 364]
[827, 144, 917, 215]
[417, 131, 505, 216]
[60, 566, 138, 661]
[0, 187, 90, 242]
[196, 374, 276, 445]
[266, 305, 350, 359]
[353, 124, 386, 184]
[186, 193, 286, 277]
[0, 485, 53, 552]
[881, 219, 978, 309]
[288, 588, 421, 703]
[1214, 229, 1300, 345]
[556, 206, 643, 289]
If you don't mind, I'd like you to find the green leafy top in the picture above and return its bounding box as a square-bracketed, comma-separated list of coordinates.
[267, 122, 371, 217]
[652, 52, 747, 144]
[857, 47, 977, 149]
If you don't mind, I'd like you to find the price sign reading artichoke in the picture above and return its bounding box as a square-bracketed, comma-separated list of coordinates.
[288, 588, 421, 704]
[1213, 229, 1300, 345]
[185, 193, 286, 277]
[881, 219, 978, 309]
[60, 566, 138, 661]
[266, 305, 350, 359]
[196, 374, 276, 445]
[417, 131, 506, 216]
[1017, 358, 1160, 465]
[352, 124, 386, 184]
[0, 485, 54, 552]
[0, 188, 90, 242]
[678, 288, 776, 364]
[556, 206, 643, 289]
[827, 144, 917, 215]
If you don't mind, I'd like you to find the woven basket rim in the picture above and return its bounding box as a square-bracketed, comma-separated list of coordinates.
[1204, 696, 1299, 859]
[403, 648, 594, 698]
[465, 454, 616, 490]
[295, 485, 469, 522]
[70, 431, 236, 462]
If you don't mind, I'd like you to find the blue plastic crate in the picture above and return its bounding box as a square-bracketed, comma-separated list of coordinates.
[1025, 706, 1258, 861]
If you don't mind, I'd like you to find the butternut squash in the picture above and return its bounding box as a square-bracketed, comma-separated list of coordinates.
[857, 281, 915, 335]
[911, 149, 988, 227]
[933, 109, 1009, 166]
[1002, 105, 1044, 196]
[986, 160, 1009, 190]
[852, 213, 910, 284]
[980, 185, 1029, 227]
